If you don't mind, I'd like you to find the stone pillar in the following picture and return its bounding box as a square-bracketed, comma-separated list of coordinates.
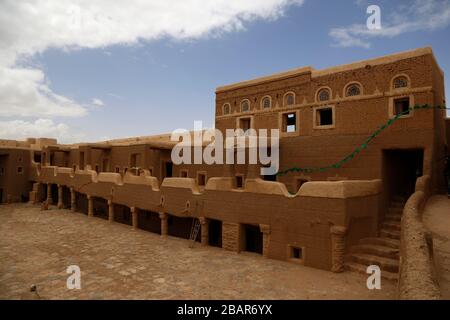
[46, 183, 52, 205]
[199, 217, 209, 246]
[259, 224, 271, 258]
[159, 212, 168, 237]
[222, 222, 240, 252]
[87, 195, 94, 217]
[108, 200, 114, 222]
[70, 188, 76, 212]
[330, 226, 347, 273]
[57, 185, 63, 209]
[131, 207, 138, 230]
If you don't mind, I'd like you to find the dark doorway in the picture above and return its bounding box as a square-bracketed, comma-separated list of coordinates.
[139, 210, 161, 234]
[62, 186, 71, 208]
[242, 224, 263, 254]
[208, 219, 222, 248]
[168, 215, 200, 241]
[0, 188, 3, 203]
[114, 204, 132, 226]
[164, 162, 173, 178]
[76, 192, 88, 215]
[383, 149, 424, 200]
[93, 198, 108, 220]
[51, 184, 58, 205]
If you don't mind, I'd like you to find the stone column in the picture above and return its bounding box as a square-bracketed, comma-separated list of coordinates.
[330, 226, 347, 273]
[57, 185, 63, 209]
[70, 188, 76, 212]
[259, 224, 271, 258]
[46, 183, 52, 205]
[159, 212, 168, 237]
[87, 195, 94, 217]
[131, 207, 138, 230]
[108, 200, 114, 222]
[199, 217, 209, 246]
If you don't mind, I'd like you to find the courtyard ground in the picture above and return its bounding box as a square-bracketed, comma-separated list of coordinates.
[423, 195, 450, 299]
[0, 203, 396, 300]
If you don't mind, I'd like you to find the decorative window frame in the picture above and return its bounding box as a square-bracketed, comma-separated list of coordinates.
[222, 103, 231, 115]
[390, 73, 411, 91]
[283, 91, 296, 107]
[313, 105, 336, 130]
[343, 81, 364, 97]
[260, 95, 272, 110]
[315, 86, 332, 103]
[278, 110, 300, 137]
[389, 94, 415, 119]
[240, 99, 251, 113]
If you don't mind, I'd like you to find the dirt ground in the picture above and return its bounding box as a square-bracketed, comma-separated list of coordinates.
[0, 203, 396, 300]
[423, 195, 450, 299]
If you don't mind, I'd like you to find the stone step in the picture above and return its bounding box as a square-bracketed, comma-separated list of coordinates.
[382, 221, 401, 231]
[350, 244, 399, 259]
[359, 237, 400, 249]
[345, 262, 398, 282]
[349, 253, 399, 273]
[380, 229, 401, 240]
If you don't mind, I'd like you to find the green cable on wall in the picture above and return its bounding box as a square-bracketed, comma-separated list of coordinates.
[276, 104, 449, 176]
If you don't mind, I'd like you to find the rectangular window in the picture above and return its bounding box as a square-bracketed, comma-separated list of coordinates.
[289, 245, 304, 263]
[17, 167, 23, 174]
[394, 97, 410, 116]
[0, 167, 5, 176]
[317, 108, 333, 126]
[239, 118, 251, 132]
[115, 166, 120, 173]
[180, 170, 188, 178]
[282, 112, 297, 132]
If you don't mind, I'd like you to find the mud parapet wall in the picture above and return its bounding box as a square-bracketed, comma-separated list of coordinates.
[398, 175, 441, 300]
[33, 165, 382, 271]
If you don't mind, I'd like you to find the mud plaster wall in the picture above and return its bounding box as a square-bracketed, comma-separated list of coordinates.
[0, 149, 32, 202]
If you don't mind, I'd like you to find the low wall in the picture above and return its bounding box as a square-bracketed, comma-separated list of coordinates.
[398, 175, 441, 300]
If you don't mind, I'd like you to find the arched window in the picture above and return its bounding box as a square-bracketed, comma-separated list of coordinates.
[284, 92, 295, 106]
[261, 96, 272, 109]
[346, 83, 361, 97]
[393, 76, 408, 89]
[241, 100, 250, 112]
[223, 103, 231, 115]
[317, 88, 330, 102]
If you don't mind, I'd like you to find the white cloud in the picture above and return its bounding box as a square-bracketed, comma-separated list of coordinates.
[0, 119, 86, 143]
[91, 98, 104, 107]
[330, 0, 450, 48]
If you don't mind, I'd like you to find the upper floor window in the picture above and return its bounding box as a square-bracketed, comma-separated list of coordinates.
[223, 103, 231, 115]
[346, 83, 362, 97]
[317, 88, 331, 102]
[241, 100, 250, 112]
[261, 96, 272, 109]
[393, 76, 408, 89]
[284, 92, 295, 106]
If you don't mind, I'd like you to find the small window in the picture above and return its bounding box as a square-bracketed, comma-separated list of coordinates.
[73, 165, 77, 171]
[95, 165, 99, 173]
[346, 84, 361, 97]
[148, 168, 153, 176]
[197, 172, 206, 186]
[115, 166, 120, 173]
[18, 156, 23, 163]
[316, 108, 334, 126]
[0, 167, 5, 176]
[17, 167, 23, 174]
[236, 175, 244, 189]
[393, 76, 408, 89]
[123, 167, 128, 174]
[223, 103, 231, 115]
[290, 246, 303, 261]
[241, 100, 250, 112]
[262, 96, 271, 109]
[394, 97, 410, 116]
[282, 112, 297, 133]
[318, 89, 330, 102]
[239, 117, 251, 132]
[180, 170, 188, 178]
[284, 93, 295, 106]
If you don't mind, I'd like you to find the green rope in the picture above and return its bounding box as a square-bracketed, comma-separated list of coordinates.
[277, 104, 448, 176]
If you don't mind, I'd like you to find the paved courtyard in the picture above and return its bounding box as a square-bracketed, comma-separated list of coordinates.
[0, 203, 396, 300]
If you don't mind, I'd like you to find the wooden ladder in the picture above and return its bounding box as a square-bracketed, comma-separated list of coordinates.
[189, 218, 201, 248]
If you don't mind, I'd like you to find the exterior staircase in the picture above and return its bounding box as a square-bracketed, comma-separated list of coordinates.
[345, 195, 406, 282]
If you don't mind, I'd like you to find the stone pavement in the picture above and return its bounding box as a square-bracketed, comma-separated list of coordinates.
[0, 203, 396, 300]
[423, 195, 450, 299]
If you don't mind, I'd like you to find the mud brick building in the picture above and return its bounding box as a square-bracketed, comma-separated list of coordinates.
[1, 47, 448, 280]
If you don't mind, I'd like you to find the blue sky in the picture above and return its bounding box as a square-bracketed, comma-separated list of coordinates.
[1, 0, 449, 143]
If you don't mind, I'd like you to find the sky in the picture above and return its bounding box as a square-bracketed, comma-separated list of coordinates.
[0, 0, 450, 143]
